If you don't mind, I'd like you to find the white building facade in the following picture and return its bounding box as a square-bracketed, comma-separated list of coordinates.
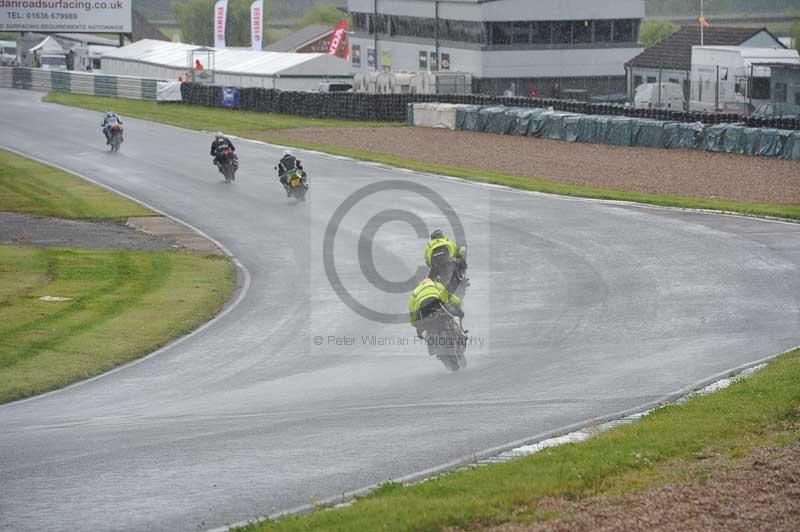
[347, 0, 645, 97]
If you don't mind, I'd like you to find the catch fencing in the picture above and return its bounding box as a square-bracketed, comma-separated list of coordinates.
[410, 103, 800, 161]
[0, 67, 161, 100]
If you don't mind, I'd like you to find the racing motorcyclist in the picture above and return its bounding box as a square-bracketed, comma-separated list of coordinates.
[408, 278, 464, 341]
[210, 131, 236, 168]
[424, 230, 467, 294]
[277, 150, 305, 196]
[101, 111, 123, 144]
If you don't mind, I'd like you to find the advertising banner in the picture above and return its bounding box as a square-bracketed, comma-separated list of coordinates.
[213, 0, 227, 49]
[328, 20, 348, 59]
[221, 86, 238, 108]
[0, 0, 132, 32]
[250, 0, 262, 51]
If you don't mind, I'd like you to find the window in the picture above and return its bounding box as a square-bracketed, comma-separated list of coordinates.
[634, 75, 643, 87]
[647, 76, 656, 83]
[368, 14, 388, 35]
[775, 82, 787, 103]
[614, 19, 636, 42]
[490, 22, 512, 45]
[464, 21, 485, 44]
[595, 20, 613, 42]
[513, 21, 531, 45]
[669, 78, 679, 84]
[552, 22, 572, 44]
[574, 20, 591, 44]
[751, 77, 770, 100]
[531, 22, 551, 44]
[352, 13, 368, 32]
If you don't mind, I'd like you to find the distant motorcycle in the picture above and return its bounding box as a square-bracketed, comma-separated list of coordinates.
[420, 304, 468, 372]
[108, 124, 123, 153]
[215, 146, 238, 183]
[284, 168, 308, 202]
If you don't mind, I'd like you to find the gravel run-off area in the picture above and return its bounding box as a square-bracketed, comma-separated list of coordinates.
[0, 213, 222, 254]
[268, 127, 800, 205]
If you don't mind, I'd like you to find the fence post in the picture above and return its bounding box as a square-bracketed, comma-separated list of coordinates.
[658, 66, 662, 107]
[715, 65, 719, 112]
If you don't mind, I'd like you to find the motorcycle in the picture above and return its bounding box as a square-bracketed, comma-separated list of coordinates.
[420, 304, 469, 372]
[108, 124, 123, 153]
[430, 248, 470, 300]
[215, 146, 238, 183]
[285, 168, 308, 202]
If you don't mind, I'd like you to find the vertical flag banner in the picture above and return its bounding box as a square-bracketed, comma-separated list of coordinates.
[250, 0, 263, 51]
[214, 0, 228, 49]
[328, 20, 349, 59]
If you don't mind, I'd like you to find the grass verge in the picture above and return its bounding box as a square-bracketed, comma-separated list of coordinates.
[0, 150, 236, 403]
[45, 93, 800, 221]
[42, 92, 400, 133]
[0, 245, 235, 403]
[0, 149, 153, 220]
[238, 349, 800, 531]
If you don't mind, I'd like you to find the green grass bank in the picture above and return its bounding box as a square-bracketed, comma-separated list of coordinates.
[0, 150, 236, 402]
[44, 93, 800, 221]
[0, 246, 234, 403]
[0, 149, 152, 220]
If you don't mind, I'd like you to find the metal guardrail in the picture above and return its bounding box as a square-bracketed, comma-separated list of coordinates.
[0, 67, 162, 101]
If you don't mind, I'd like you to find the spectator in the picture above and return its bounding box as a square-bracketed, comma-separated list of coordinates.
[194, 59, 204, 71]
[503, 82, 516, 97]
[528, 85, 539, 98]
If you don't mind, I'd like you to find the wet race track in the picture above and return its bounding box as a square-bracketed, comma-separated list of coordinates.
[1, 89, 799, 531]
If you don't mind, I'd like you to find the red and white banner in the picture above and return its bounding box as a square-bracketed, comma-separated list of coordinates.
[328, 20, 349, 59]
[213, 0, 227, 49]
[250, 0, 263, 51]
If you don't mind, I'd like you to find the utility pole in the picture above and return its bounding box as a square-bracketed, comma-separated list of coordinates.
[434, 0, 440, 94]
[374, 0, 379, 71]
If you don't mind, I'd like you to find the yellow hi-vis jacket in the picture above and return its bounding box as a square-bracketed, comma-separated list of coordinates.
[424, 237, 464, 267]
[408, 279, 462, 324]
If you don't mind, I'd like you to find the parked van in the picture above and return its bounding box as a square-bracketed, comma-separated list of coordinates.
[634, 82, 685, 110]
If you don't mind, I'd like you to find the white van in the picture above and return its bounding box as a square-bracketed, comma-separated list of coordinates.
[634, 82, 686, 111]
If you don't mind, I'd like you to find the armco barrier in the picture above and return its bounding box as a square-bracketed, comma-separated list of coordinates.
[428, 103, 800, 161]
[0, 67, 162, 101]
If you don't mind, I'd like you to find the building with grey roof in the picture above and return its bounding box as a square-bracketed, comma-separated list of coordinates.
[347, 0, 645, 97]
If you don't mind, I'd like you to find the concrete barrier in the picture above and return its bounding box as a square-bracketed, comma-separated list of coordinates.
[0, 67, 164, 101]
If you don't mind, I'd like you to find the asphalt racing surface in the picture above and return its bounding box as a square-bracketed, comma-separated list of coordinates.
[1, 89, 799, 531]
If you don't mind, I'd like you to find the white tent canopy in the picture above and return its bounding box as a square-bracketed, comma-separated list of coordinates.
[29, 37, 67, 55]
[101, 40, 355, 90]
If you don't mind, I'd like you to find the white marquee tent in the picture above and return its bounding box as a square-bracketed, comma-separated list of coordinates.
[101, 40, 355, 90]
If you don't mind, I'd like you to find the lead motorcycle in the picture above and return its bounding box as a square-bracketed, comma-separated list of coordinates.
[420, 304, 469, 372]
[108, 124, 123, 153]
[215, 146, 238, 183]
